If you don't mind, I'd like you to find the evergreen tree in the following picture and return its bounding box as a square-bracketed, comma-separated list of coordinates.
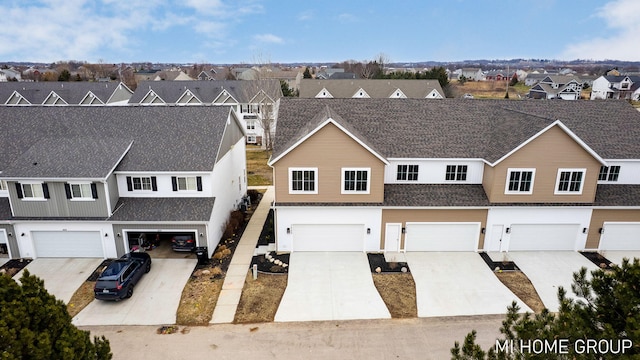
[58, 69, 71, 81]
[0, 270, 112, 359]
[303, 67, 312, 79]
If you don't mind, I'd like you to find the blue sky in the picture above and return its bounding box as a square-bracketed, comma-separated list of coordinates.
[2, 0, 639, 64]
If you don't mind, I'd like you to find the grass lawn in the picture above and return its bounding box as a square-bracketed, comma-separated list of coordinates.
[495, 271, 545, 313]
[234, 271, 288, 323]
[246, 148, 272, 186]
[372, 273, 417, 318]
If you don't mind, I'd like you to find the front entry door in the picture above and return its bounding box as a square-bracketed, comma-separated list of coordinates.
[488, 224, 504, 251]
[384, 223, 402, 252]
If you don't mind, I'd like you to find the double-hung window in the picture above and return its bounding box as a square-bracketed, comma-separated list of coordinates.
[342, 168, 370, 194]
[289, 168, 317, 194]
[445, 165, 468, 181]
[177, 176, 197, 191]
[505, 169, 535, 194]
[555, 169, 586, 194]
[22, 183, 45, 199]
[598, 166, 620, 182]
[133, 177, 152, 191]
[397, 165, 419, 181]
[70, 183, 93, 199]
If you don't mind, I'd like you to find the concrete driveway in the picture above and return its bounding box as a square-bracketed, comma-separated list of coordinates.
[502, 251, 597, 312]
[0, 258, 8, 267]
[600, 251, 640, 266]
[16, 258, 103, 303]
[406, 252, 531, 317]
[275, 252, 391, 322]
[73, 258, 196, 326]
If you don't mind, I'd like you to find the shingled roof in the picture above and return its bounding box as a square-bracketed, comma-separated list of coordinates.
[272, 99, 640, 163]
[0, 106, 233, 175]
[129, 80, 282, 104]
[298, 79, 444, 99]
[0, 82, 132, 105]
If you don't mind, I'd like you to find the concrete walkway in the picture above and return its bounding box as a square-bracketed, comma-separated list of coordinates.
[210, 186, 274, 324]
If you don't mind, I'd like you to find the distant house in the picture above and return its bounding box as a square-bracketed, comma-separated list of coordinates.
[484, 70, 515, 82]
[298, 79, 444, 99]
[590, 75, 640, 101]
[460, 68, 484, 81]
[0, 68, 21, 82]
[527, 75, 583, 100]
[153, 70, 194, 81]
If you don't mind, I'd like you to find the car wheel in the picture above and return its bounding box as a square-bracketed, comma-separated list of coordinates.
[145, 262, 151, 273]
[126, 285, 134, 298]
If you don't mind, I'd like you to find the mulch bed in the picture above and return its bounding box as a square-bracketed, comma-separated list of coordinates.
[0, 258, 32, 277]
[256, 209, 274, 247]
[580, 251, 614, 270]
[479, 252, 520, 271]
[251, 252, 289, 274]
[367, 253, 410, 273]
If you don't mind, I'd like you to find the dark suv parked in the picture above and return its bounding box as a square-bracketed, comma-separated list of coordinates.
[171, 235, 196, 252]
[94, 252, 151, 301]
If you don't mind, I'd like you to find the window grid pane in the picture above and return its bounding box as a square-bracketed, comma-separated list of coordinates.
[598, 166, 608, 181]
[142, 178, 152, 190]
[608, 166, 620, 181]
[408, 165, 419, 181]
[397, 165, 407, 181]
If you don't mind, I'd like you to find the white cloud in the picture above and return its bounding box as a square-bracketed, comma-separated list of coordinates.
[336, 13, 358, 23]
[297, 10, 313, 21]
[561, 0, 640, 60]
[254, 34, 284, 44]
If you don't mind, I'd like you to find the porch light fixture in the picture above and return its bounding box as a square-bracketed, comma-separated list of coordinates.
[505, 228, 511, 234]
[599, 228, 604, 234]
[583, 228, 588, 234]
[117, 233, 121, 237]
[287, 228, 291, 234]
[367, 228, 371, 235]
[7, 232, 12, 237]
[401, 227, 406, 234]
[104, 233, 108, 237]
[481, 227, 486, 234]
[21, 233, 25, 237]
[199, 233, 203, 237]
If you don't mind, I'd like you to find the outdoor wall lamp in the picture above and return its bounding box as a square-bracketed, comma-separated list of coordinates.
[117, 233, 121, 237]
[583, 228, 588, 234]
[287, 228, 291, 234]
[104, 233, 109, 237]
[199, 233, 203, 237]
[401, 227, 406, 234]
[367, 228, 371, 235]
[481, 227, 486, 234]
[7, 232, 12, 237]
[505, 228, 511, 234]
[21, 233, 25, 237]
[599, 228, 604, 234]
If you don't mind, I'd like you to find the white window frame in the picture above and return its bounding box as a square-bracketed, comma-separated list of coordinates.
[341, 167, 371, 194]
[504, 168, 535, 194]
[445, 165, 468, 181]
[21, 182, 45, 200]
[288, 167, 318, 194]
[246, 120, 256, 130]
[69, 182, 93, 200]
[247, 135, 257, 144]
[598, 165, 620, 182]
[0, 180, 6, 191]
[176, 176, 197, 191]
[132, 176, 153, 191]
[554, 168, 586, 195]
[396, 164, 419, 181]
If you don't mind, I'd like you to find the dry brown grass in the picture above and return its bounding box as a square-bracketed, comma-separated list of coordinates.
[246, 149, 272, 186]
[67, 281, 96, 317]
[495, 271, 545, 313]
[176, 273, 225, 326]
[372, 273, 417, 318]
[234, 271, 288, 323]
[450, 81, 531, 99]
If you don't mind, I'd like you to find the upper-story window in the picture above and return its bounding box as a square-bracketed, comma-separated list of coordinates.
[65, 183, 97, 200]
[342, 168, 370, 194]
[445, 165, 468, 181]
[247, 121, 256, 130]
[171, 176, 202, 192]
[16, 182, 49, 200]
[397, 165, 419, 181]
[0, 180, 6, 191]
[505, 169, 535, 194]
[598, 166, 620, 182]
[126, 176, 157, 192]
[289, 168, 317, 194]
[555, 169, 585, 194]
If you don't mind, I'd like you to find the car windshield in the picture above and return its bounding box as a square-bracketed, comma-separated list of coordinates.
[101, 261, 128, 277]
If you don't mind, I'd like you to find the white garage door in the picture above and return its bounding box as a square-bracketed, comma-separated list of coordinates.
[599, 223, 640, 250]
[405, 223, 480, 251]
[292, 224, 364, 251]
[508, 224, 579, 251]
[32, 231, 103, 258]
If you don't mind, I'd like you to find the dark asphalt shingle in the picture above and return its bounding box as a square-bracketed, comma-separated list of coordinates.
[108, 197, 215, 222]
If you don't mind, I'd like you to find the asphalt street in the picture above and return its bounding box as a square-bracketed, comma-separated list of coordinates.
[81, 315, 505, 359]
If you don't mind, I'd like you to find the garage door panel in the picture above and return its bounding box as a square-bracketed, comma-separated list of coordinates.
[405, 223, 480, 251]
[508, 224, 578, 251]
[32, 231, 103, 258]
[293, 224, 364, 251]
[600, 223, 640, 250]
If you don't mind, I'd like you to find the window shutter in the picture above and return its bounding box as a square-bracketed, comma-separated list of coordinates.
[91, 183, 98, 199]
[196, 176, 202, 191]
[42, 183, 50, 199]
[64, 183, 72, 199]
[15, 183, 23, 199]
[171, 176, 177, 191]
[126, 176, 133, 191]
[151, 177, 158, 191]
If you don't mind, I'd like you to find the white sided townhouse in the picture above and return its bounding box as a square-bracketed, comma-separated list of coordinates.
[0, 106, 247, 259]
[268, 98, 640, 254]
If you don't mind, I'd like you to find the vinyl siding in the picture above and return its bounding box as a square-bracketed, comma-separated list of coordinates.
[274, 123, 385, 203]
[106, 174, 120, 213]
[8, 181, 109, 217]
[586, 209, 640, 249]
[483, 126, 601, 203]
[381, 209, 488, 249]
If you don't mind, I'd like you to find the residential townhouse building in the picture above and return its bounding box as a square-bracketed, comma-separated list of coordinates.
[299, 79, 444, 99]
[0, 106, 247, 259]
[0, 81, 133, 105]
[268, 98, 640, 254]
